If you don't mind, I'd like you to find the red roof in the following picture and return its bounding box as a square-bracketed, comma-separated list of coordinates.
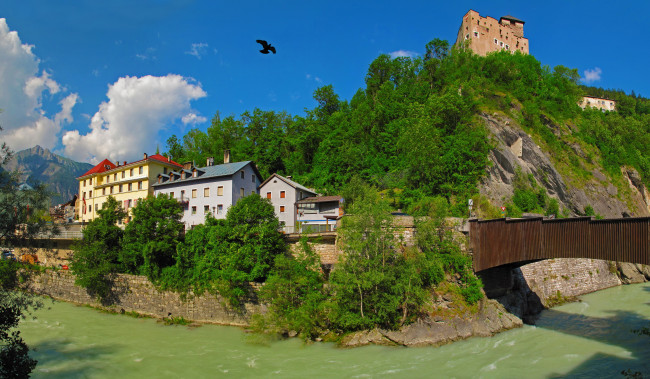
[78, 159, 116, 179]
[147, 154, 183, 168]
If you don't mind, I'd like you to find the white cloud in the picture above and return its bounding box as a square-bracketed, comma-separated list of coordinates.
[55, 93, 79, 125]
[306, 74, 322, 83]
[583, 67, 602, 83]
[0, 18, 76, 151]
[62, 74, 207, 164]
[186, 42, 209, 59]
[181, 112, 207, 125]
[136, 47, 157, 60]
[389, 50, 418, 59]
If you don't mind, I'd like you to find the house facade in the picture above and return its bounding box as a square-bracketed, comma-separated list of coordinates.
[77, 154, 183, 224]
[152, 159, 261, 229]
[259, 174, 317, 233]
[296, 196, 343, 233]
[579, 96, 616, 112]
[455, 10, 529, 56]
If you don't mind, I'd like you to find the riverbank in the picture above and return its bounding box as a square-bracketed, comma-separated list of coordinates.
[22, 259, 649, 348]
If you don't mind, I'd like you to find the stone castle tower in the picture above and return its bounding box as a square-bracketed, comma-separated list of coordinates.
[455, 10, 529, 56]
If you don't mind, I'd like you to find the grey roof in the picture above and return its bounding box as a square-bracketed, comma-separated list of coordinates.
[153, 161, 260, 187]
[297, 195, 342, 204]
[500, 15, 525, 24]
[259, 173, 317, 195]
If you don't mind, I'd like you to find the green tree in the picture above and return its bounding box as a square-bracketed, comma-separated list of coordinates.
[0, 125, 53, 377]
[70, 196, 125, 301]
[163, 194, 286, 306]
[258, 238, 327, 339]
[121, 194, 184, 280]
[329, 187, 428, 331]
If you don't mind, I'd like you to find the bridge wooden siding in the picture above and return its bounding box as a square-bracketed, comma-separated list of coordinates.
[469, 217, 650, 272]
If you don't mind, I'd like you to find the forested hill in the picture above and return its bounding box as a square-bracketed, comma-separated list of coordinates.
[165, 39, 650, 217]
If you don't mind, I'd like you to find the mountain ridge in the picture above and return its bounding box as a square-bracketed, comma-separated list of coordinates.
[2, 145, 92, 205]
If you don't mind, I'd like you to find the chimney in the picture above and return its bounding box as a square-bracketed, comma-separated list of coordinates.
[206, 157, 214, 167]
[123, 161, 127, 166]
[144, 153, 148, 159]
[287, 176, 292, 181]
[182, 161, 193, 170]
[168, 156, 171, 162]
[224, 149, 231, 164]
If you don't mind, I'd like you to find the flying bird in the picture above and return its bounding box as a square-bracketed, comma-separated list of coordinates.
[256, 40, 276, 54]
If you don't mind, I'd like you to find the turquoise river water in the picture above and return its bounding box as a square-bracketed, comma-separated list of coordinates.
[21, 282, 650, 378]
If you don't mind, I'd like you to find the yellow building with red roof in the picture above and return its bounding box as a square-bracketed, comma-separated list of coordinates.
[77, 153, 183, 223]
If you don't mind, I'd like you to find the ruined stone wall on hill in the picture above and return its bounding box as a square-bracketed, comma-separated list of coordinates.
[25, 270, 265, 326]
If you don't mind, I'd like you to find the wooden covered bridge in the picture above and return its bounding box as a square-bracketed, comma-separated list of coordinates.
[469, 216, 650, 272]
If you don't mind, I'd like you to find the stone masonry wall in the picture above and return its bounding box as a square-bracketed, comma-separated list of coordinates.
[519, 258, 621, 303]
[25, 270, 265, 326]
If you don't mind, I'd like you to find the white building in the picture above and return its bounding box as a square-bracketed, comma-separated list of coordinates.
[259, 173, 317, 233]
[152, 158, 261, 229]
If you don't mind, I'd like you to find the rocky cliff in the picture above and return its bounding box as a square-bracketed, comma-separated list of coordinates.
[479, 112, 650, 218]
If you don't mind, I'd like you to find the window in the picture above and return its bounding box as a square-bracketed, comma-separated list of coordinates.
[252, 174, 255, 183]
[128, 183, 132, 191]
[240, 171, 244, 179]
[114, 173, 117, 180]
[181, 190, 185, 199]
[119, 184, 123, 193]
[89, 191, 92, 198]
[139, 166, 143, 175]
[465, 33, 469, 40]
[106, 176, 109, 183]
[473, 31, 478, 37]
[122, 171, 125, 178]
[164, 167, 167, 174]
[95, 204, 98, 211]
[88, 205, 91, 213]
[267, 192, 272, 199]
[204, 187, 210, 197]
[240, 188, 244, 197]
[280, 206, 285, 213]
[110, 186, 114, 194]
[280, 191, 286, 199]
[217, 204, 223, 214]
[494, 38, 497, 44]
[170, 192, 174, 198]
[217, 186, 223, 196]
[82, 192, 86, 199]
[130, 168, 134, 176]
[83, 179, 86, 186]
[191, 206, 197, 215]
[138, 181, 143, 190]
[192, 189, 197, 198]
[102, 188, 106, 196]
[204, 205, 210, 214]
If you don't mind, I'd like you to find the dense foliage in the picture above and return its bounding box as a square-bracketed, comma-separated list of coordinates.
[257, 184, 483, 338]
[164, 40, 650, 214]
[0, 126, 54, 377]
[70, 196, 126, 301]
[160, 194, 286, 306]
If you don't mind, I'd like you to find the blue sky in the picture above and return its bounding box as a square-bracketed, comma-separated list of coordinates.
[0, 0, 648, 164]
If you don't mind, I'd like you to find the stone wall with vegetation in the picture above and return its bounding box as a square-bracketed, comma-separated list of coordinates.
[25, 270, 264, 326]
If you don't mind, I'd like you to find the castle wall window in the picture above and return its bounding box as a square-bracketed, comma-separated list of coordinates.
[474, 31, 478, 37]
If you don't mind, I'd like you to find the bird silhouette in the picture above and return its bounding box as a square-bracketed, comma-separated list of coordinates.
[256, 40, 276, 54]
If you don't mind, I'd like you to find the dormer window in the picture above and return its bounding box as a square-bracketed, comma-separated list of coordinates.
[181, 172, 185, 180]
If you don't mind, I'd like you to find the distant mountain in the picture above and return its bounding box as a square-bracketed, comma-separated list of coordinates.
[2, 145, 92, 205]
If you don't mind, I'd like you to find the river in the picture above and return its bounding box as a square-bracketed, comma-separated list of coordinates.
[21, 282, 650, 378]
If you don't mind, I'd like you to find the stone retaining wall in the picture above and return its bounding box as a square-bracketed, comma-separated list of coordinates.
[520, 258, 621, 302]
[25, 270, 265, 326]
